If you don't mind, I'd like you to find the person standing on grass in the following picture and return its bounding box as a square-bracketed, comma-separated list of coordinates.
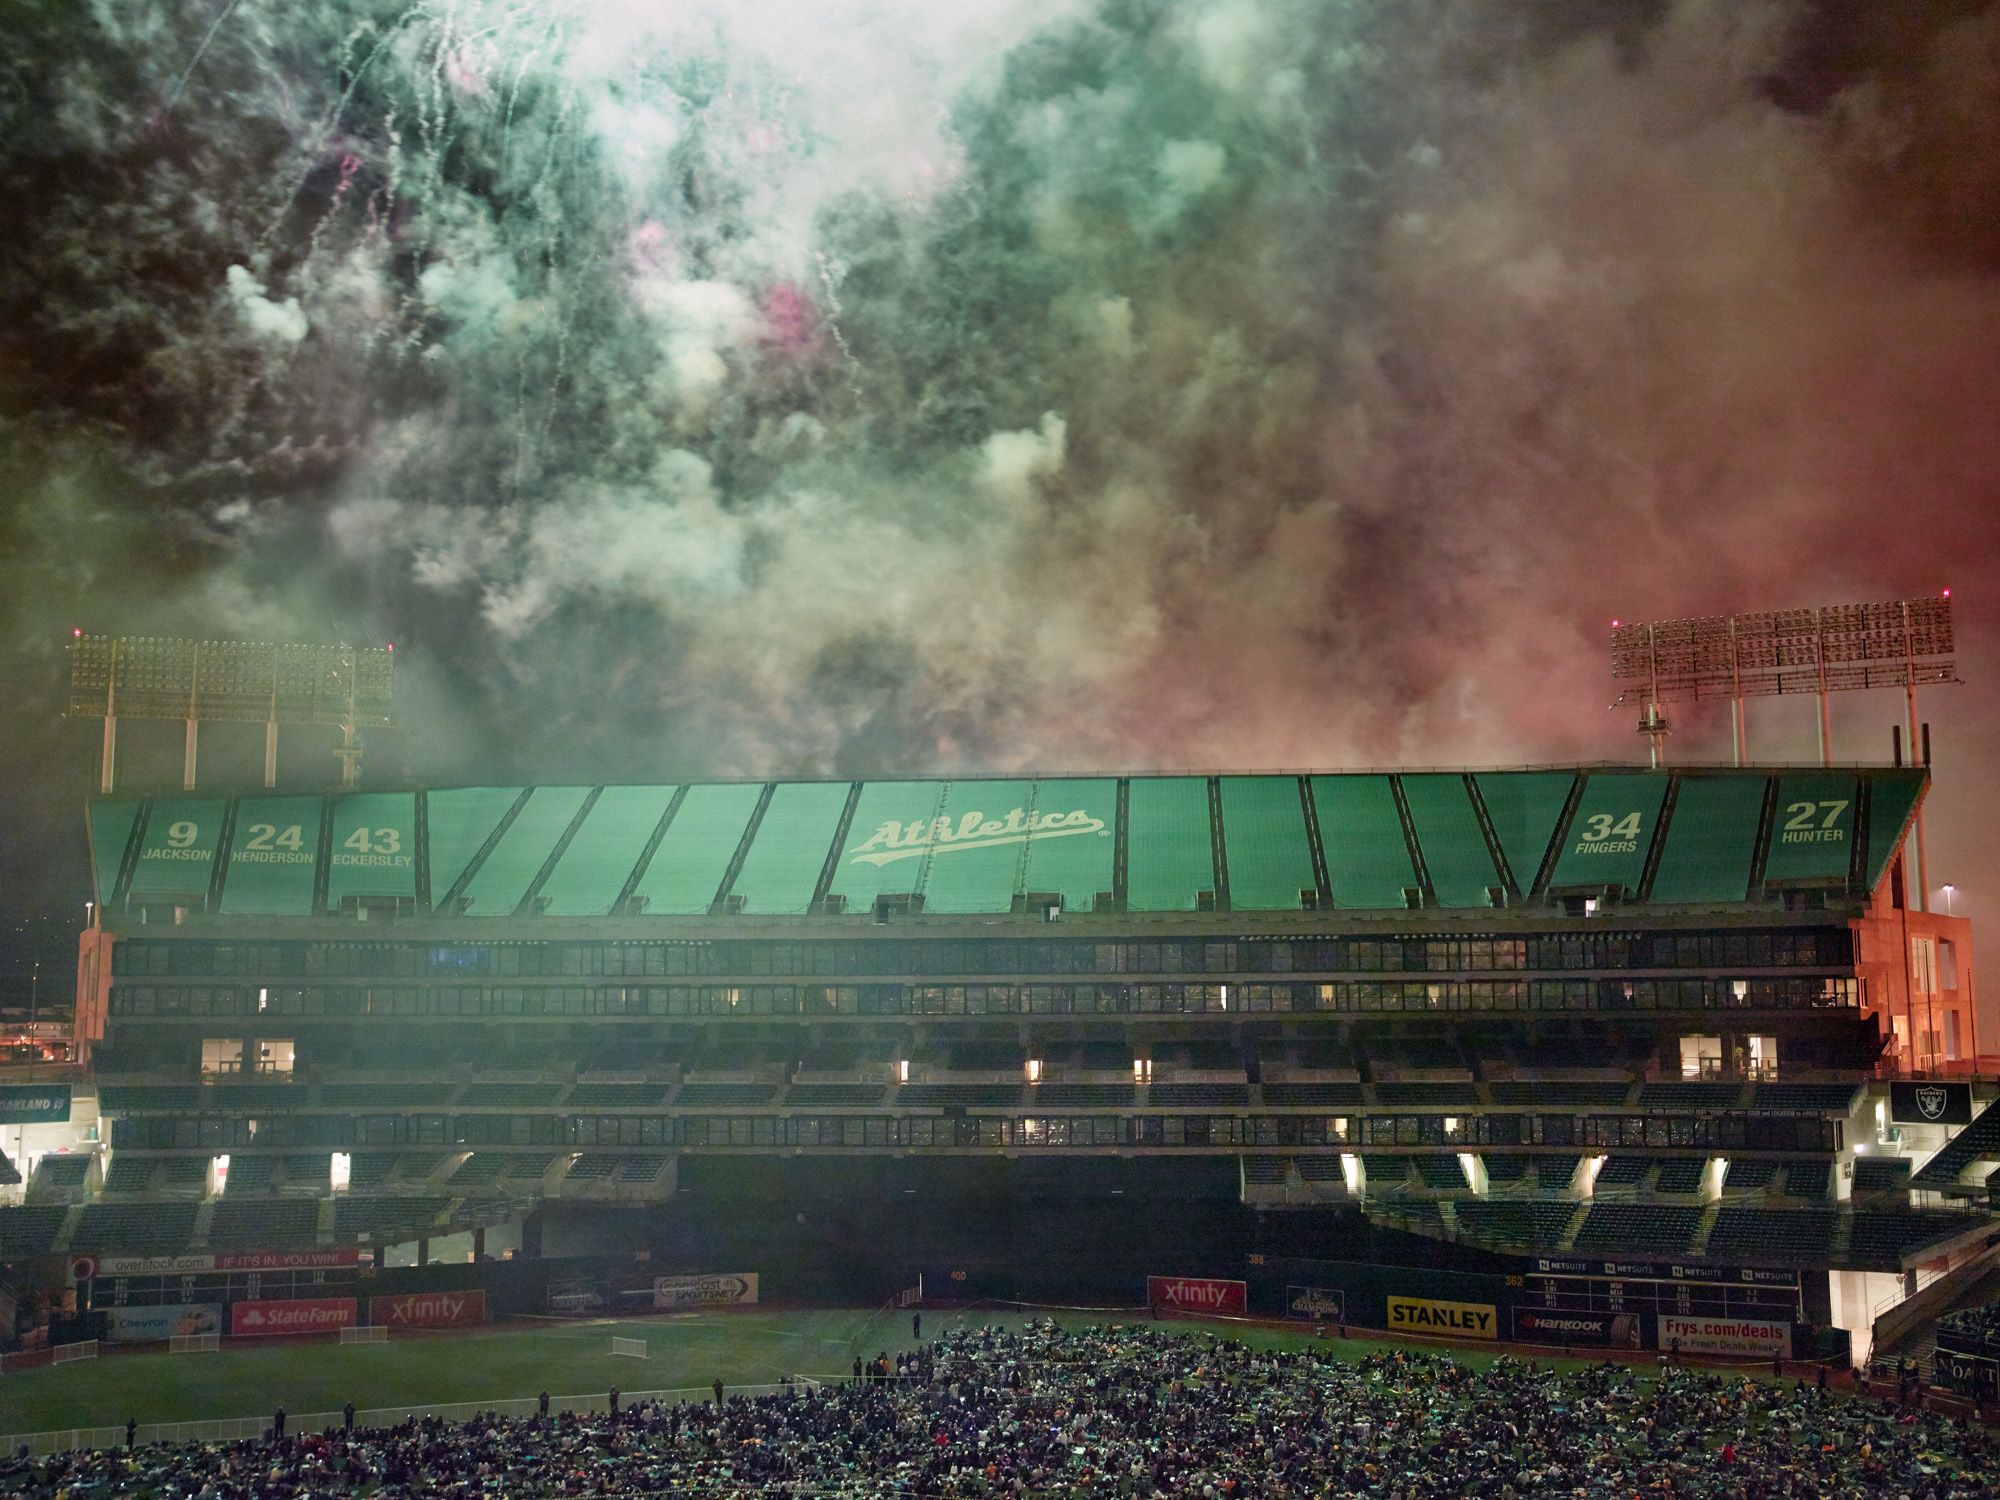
[125, 1418, 135, 1450]
[713, 1377, 724, 1407]
[272, 1407, 285, 1440]
[538, 1391, 549, 1421]
[912, 1310, 922, 1341]
[343, 1402, 355, 1433]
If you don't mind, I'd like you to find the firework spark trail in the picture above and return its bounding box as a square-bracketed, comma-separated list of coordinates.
[162, 0, 246, 113]
[261, 4, 431, 248]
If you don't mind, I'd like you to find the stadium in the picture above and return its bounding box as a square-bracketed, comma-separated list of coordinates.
[5, 757, 1997, 1450]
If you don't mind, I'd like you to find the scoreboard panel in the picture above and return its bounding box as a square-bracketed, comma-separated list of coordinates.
[1524, 1257, 1800, 1321]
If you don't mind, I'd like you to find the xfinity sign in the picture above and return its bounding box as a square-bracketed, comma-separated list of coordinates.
[1147, 1276, 1247, 1315]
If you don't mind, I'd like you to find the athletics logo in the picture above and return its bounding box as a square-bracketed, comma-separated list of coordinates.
[1917, 1086, 1949, 1121]
[849, 808, 1106, 867]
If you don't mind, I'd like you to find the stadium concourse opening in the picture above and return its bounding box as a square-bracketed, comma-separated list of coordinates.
[3, 764, 1995, 1383]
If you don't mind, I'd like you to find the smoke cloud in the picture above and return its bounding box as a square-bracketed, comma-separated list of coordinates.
[1, 0, 1997, 1008]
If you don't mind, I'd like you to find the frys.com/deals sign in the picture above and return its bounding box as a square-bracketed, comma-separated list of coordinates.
[369, 1290, 487, 1329]
[1387, 1295, 1498, 1340]
[1147, 1276, 1248, 1316]
[230, 1297, 357, 1336]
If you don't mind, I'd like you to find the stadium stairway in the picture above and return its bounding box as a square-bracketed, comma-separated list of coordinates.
[1912, 1095, 2000, 1188]
[50, 1205, 84, 1255]
[1688, 1204, 1718, 1258]
[1829, 1211, 1855, 1262]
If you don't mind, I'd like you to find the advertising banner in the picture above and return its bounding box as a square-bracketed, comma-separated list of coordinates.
[1387, 1296, 1498, 1340]
[0, 1084, 72, 1124]
[1934, 1347, 1999, 1404]
[1285, 1285, 1346, 1322]
[104, 1303, 223, 1344]
[1147, 1276, 1248, 1316]
[1889, 1082, 1972, 1126]
[230, 1297, 357, 1336]
[1659, 1314, 1792, 1358]
[652, 1273, 759, 1311]
[1511, 1309, 1644, 1349]
[98, 1248, 361, 1277]
[368, 1290, 486, 1329]
[548, 1278, 605, 1317]
[216, 1249, 361, 1272]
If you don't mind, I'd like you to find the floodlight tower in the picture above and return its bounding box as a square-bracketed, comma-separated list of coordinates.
[65, 635, 395, 791]
[1610, 592, 1957, 905]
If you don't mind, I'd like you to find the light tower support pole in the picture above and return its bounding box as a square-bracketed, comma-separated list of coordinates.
[264, 658, 280, 789]
[1904, 600, 1930, 914]
[183, 641, 202, 790]
[100, 638, 118, 795]
[1728, 617, 1746, 767]
[1813, 623, 1832, 768]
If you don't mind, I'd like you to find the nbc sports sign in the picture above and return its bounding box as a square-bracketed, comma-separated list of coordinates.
[369, 1290, 487, 1329]
[652, 1273, 758, 1310]
[1147, 1276, 1247, 1315]
[230, 1297, 357, 1336]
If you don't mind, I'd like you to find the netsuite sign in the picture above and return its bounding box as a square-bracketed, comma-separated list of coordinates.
[848, 807, 1106, 868]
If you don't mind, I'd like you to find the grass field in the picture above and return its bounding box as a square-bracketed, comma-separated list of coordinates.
[0, 1307, 1617, 1436]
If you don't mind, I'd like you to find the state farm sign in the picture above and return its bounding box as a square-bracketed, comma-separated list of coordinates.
[369, 1290, 486, 1329]
[1147, 1275, 1247, 1316]
[230, 1297, 357, 1336]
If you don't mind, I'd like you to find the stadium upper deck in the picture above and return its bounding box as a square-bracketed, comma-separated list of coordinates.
[87, 764, 1922, 922]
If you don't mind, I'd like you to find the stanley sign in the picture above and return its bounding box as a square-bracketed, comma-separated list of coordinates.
[1387, 1296, 1498, 1340]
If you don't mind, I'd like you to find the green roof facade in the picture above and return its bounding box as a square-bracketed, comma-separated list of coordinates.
[86, 766, 1926, 920]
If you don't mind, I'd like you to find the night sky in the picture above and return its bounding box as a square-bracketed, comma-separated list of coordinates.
[0, 1, 1995, 1029]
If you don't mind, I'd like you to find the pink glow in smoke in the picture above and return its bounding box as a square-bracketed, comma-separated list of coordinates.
[626, 220, 679, 278]
[759, 282, 822, 359]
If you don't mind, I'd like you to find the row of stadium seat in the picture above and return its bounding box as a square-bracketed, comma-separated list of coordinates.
[0, 1196, 457, 1256]
[90, 1075, 1868, 1114]
[1438, 1202, 1987, 1267]
[66, 1145, 1854, 1209]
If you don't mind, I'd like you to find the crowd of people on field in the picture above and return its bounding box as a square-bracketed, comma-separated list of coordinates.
[3, 1320, 1995, 1497]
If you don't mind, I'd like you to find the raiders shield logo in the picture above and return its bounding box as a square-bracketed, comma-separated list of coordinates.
[1917, 1086, 1948, 1120]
